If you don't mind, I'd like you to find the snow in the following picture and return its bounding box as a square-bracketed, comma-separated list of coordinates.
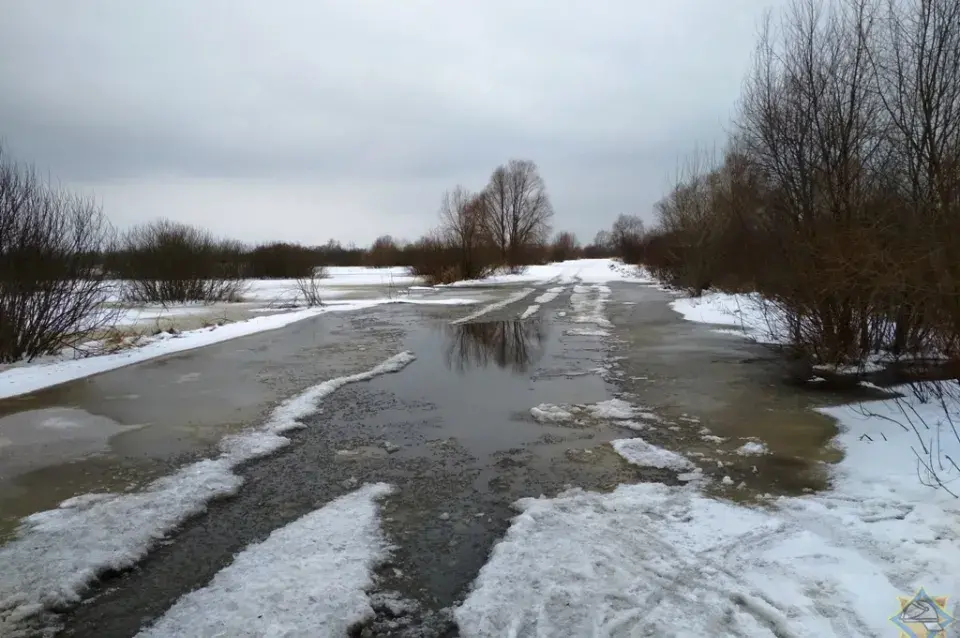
[612, 438, 695, 471]
[670, 292, 779, 342]
[534, 286, 565, 304]
[519, 304, 539, 320]
[445, 259, 651, 287]
[570, 284, 612, 333]
[564, 328, 609, 337]
[450, 288, 534, 325]
[137, 483, 395, 638]
[530, 404, 576, 424]
[457, 383, 960, 637]
[586, 399, 636, 420]
[0, 352, 415, 636]
[736, 441, 769, 456]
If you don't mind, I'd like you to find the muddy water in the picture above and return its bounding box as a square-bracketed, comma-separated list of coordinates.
[0, 310, 407, 540]
[604, 282, 880, 496]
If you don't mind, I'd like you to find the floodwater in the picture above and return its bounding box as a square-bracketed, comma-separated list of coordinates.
[0, 309, 408, 540]
[2, 281, 874, 637]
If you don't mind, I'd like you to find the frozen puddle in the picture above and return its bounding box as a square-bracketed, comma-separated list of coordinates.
[138, 483, 394, 638]
[0, 353, 415, 636]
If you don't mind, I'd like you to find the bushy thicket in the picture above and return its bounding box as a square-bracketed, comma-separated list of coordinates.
[0, 146, 116, 362]
[625, 0, 960, 372]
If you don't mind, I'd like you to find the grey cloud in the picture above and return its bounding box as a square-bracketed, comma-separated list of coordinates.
[0, 0, 782, 243]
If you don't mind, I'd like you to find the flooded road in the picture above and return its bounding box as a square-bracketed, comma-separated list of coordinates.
[1, 279, 867, 636]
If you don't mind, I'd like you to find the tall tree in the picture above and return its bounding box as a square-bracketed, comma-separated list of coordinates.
[483, 159, 554, 266]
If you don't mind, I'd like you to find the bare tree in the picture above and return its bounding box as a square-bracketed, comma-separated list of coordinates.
[483, 159, 554, 267]
[0, 146, 116, 363]
[440, 186, 494, 280]
[550, 231, 580, 262]
[610, 214, 646, 263]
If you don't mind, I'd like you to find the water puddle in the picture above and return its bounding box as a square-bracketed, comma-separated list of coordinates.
[604, 283, 862, 496]
[0, 309, 408, 543]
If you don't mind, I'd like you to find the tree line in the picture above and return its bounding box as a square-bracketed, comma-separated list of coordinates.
[0, 147, 617, 363]
[630, 0, 960, 376]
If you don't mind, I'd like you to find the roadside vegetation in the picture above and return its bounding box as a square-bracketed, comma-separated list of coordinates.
[603, 0, 960, 382]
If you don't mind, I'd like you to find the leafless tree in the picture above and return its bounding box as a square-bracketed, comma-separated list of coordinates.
[550, 231, 581, 262]
[440, 186, 495, 280]
[610, 214, 646, 263]
[0, 146, 117, 363]
[483, 159, 554, 267]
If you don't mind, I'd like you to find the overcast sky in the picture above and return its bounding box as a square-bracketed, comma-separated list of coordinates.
[0, 1, 778, 246]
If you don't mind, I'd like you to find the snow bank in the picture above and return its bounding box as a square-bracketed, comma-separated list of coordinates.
[451, 288, 534, 325]
[138, 483, 395, 638]
[612, 438, 695, 471]
[457, 482, 892, 637]
[0, 353, 416, 636]
[458, 385, 960, 637]
[670, 292, 783, 343]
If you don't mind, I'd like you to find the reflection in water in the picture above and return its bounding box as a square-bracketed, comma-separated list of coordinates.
[444, 321, 546, 374]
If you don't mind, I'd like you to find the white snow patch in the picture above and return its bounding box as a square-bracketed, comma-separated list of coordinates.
[0, 300, 409, 400]
[586, 399, 635, 420]
[736, 441, 769, 456]
[534, 287, 565, 304]
[670, 292, 783, 344]
[137, 483, 395, 638]
[519, 304, 539, 320]
[612, 438, 695, 471]
[451, 288, 534, 325]
[530, 404, 575, 424]
[0, 353, 416, 635]
[564, 328, 608, 337]
[570, 283, 612, 330]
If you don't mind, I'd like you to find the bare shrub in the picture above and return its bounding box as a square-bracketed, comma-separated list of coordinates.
[295, 266, 327, 307]
[0, 146, 117, 363]
[246, 242, 318, 279]
[118, 219, 247, 304]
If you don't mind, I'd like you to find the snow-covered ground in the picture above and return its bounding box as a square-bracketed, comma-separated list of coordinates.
[0, 353, 415, 636]
[443, 259, 650, 287]
[137, 483, 395, 638]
